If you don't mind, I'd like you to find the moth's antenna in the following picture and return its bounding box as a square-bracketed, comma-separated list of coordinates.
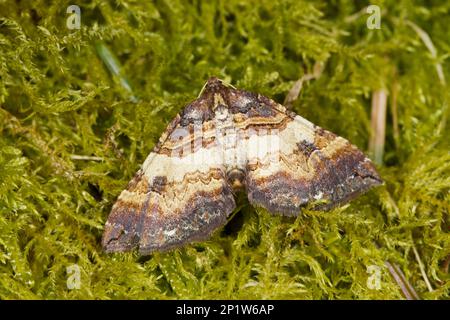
[197, 77, 236, 98]
[197, 80, 210, 98]
[220, 78, 237, 89]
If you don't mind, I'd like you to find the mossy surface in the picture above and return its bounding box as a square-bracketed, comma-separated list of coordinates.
[0, 0, 449, 299]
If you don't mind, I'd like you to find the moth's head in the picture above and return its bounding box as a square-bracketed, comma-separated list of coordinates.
[200, 77, 235, 97]
[206, 76, 224, 87]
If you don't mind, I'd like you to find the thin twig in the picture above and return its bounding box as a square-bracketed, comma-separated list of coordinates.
[391, 76, 400, 146]
[284, 61, 325, 109]
[369, 89, 388, 165]
[384, 260, 420, 300]
[373, 241, 419, 299]
[393, 263, 420, 300]
[412, 243, 434, 292]
[405, 20, 446, 86]
[70, 155, 104, 161]
[442, 255, 450, 274]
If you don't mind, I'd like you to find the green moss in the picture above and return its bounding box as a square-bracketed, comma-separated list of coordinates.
[0, 0, 448, 299]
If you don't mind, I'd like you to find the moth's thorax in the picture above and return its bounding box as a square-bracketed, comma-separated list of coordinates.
[212, 93, 226, 110]
[212, 101, 247, 173]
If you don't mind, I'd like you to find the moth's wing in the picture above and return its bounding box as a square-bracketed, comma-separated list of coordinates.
[102, 112, 236, 254]
[243, 99, 382, 216]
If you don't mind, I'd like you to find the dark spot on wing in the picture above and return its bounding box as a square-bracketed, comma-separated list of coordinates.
[150, 176, 168, 194]
[296, 140, 318, 157]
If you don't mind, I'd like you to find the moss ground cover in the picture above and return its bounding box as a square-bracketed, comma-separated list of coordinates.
[0, 0, 448, 299]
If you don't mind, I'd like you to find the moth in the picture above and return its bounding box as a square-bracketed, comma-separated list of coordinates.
[102, 77, 382, 255]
